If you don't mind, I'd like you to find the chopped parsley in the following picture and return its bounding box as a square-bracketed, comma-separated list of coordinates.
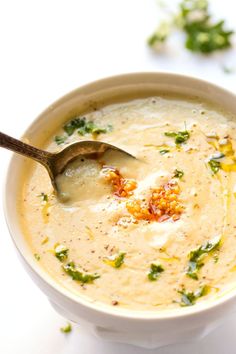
[103, 252, 126, 268]
[54, 116, 112, 143]
[208, 159, 221, 174]
[77, 121, 110, 136]
[64, 117, 86, 136]
[148, 0, 234, 55]
[173, 169, 184, 179]
[34, 253, 40, 261]
[148, 263, 164, 281]
[179, 285, 209, 306]
[54, 244, 69, 262]
[39, 192, 48, 202]
[185, 21, 233, 54]
[164, 130, 190, 145]
[64, 117, 112, 137]
[54, 135, 67, 145]
[63, 262, 100, 283]
[159, 149, 170, 155]
[186, 236, 221, 280]
[148, 21, 171, 47]
[60, 323, 72, 333]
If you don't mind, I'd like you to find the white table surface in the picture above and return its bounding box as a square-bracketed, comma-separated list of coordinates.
[0, 1, 236, 353]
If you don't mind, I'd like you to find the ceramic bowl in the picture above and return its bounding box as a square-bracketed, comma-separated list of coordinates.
[4, 73, 236, 349]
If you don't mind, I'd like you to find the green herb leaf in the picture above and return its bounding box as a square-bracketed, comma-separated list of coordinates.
[178, 0, 234, 54]
[39, 192, 48, 202]
[60, 323, 72, 333]
[149, 0, 234, 55]
[184, 20, 233, 54]
[173, 169, 184, 179]
[179, 0, 208, 19]
[63, 116, 112, 137]
[54, 135, 67, 145]
[164, 131, 178, 138]
[54, 244, 69, 262]
[179, 285, 209, 306]
[148, 21, 171, 47]
[63, 262, 100, 283]
[186, 260, 203, 280]
[64, 117, 86, 136]
[148, 263, 164, 281]
[103, 252, 126, 268]
[175, 131, 190, 144]
[159, 149, 170, 155]
[186, 236, 221, 279]
[208, 159, 221, 174]
[165, 130, 190, 145]
[34, 253, 40, 261]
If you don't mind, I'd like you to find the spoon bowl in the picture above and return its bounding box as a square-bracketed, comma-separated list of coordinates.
[0, 132, 135, 193]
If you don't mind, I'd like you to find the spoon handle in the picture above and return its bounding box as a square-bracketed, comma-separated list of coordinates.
[0, 131, 53, 167]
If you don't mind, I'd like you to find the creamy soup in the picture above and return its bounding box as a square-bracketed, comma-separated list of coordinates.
[20, 96, 236, 311]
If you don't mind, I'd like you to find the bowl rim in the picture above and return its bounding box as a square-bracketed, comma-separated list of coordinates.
[4, 71, 236, 322]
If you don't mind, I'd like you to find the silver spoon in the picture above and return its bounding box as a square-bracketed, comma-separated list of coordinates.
[0, 131, 135, 193]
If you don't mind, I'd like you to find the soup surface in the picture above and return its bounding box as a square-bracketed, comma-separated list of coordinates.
[20, 96, 236, 311]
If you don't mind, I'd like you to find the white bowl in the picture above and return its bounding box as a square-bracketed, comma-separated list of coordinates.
[4, 73, 236, 349]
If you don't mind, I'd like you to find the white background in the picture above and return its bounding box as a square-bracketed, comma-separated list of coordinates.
[0, 1, 236, 353]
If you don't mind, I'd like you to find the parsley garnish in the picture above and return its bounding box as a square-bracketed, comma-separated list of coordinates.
[54, 135, 67, 145]
[173, 169, 184, 179]
[39, 192, 48, 202]
[34, 253, 40, 261]
[103, 252, 126, 268]
[77, 121, 110, 136]
[64, 117, 86, 136]
[164, 130, 190, 145]
[54, 244, 69, 262]
[186, 236, 221, 279]
[148, 0, 234, 54]
[148, 263, 164, 281]
[179, 0, 233, 53]
[159, 149, 170, 155]
[60, 323, 72, 333]
[179, 285, 209, 306]
[54, 117, 112, 143]
[208, 159, 221, 174]
[63, 262, 100, 283]
[64, 117, 112, 137]
[148, 21, 171, 47]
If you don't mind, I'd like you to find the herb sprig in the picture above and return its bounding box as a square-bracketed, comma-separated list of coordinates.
[63, 262, 100, 283]
[148, 263, 164, 281]
[179, 285, 209, 306]
[173, 169, 184, 179]
[34, 253, 40, 261]
[60, 323, 72, 334]
[186, 236, 221, 280]
[148, 0, 234, 55]
[54, 135, 67, 145]
[208, 159, 221, 174]
[164, 130, 190, 145]
[159, 149, 170, 155]
[54, 117, 112, 145]
[39, 192, 48, 202]
[54, 244, 69, 262]
[103, 252, 126, 269]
